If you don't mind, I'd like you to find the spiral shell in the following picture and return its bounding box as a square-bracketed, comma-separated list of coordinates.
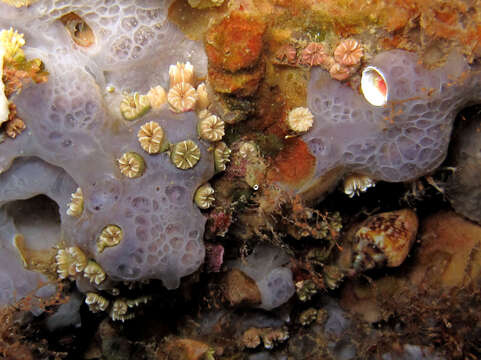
[351, 209, 418, 271]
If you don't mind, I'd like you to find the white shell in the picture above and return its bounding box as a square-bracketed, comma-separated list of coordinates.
[361, 66, 388, 107]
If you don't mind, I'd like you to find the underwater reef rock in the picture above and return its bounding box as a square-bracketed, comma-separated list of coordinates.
[446, 108, 481, 225]
[229, 245, 295, 311]
[223, 269, 262, 308]
[410, 211, 481, 289]
[2, 1, 481, 358]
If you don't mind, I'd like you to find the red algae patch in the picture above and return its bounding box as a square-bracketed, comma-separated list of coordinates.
[268, 138, 315, 187]
[205, 11, 266, 72]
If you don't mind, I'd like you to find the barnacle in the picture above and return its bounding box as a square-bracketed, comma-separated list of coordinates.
[56, 246, 87, 279]
[119, 92, 151, 121]
[194, 183, 215, 209]
[85, 292, 109, 313]
[97, 224, 123, 253]
[146, 85, 167, 110]
[137, 121, 166, 154]
[329, 62, 351, 81]
[334, 38, 363, 66]
[117, 151, 145, 178]
[5, 117, 25, 138]
[287, 107, 314, 133]
[214, 141, 231, 172]
[169, 62, 194, 88]
[197, 111, 225, 142]
[59, 13, 95, 48]
[343, 174, 376, 197]
[170, 140, 201, 170]
[66, 187, 83, 217]
[300, 42, 327, 66]
[167, 82, 197, 113]
[83, 260, 106, 285]
[0, 27, 25, 62]
[196, 83, 210, 110]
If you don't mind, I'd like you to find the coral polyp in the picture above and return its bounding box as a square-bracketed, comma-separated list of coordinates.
[343, 174, 376, 197]
[170, 139, 201, 170]
[334, 38, 363, 66]
[137, 121, 166, 155]
[168, 82, 197, 113]
[85, 292, 109, 313]
[56, 247, 87, 279]
[194, 183, 215, 209]
[146, 85, 167, 110]
[0, 27, 24, 61]
[5, 116, 25, 138]
[119, 92, 151, 121]
[169, 61, 194, 88]
[300, 42, 327, 67]
[66, 187, 83, 217]
[117, 152, 146, 178]
[97, 225, 123, 253]
[195, 82, 210, 110]
[197, 111, 225, 142]
[83, 260, 106, 285]
[329, 62, 351, 81]
[214, 141, 231, 172]
[287, 107, 314, 133]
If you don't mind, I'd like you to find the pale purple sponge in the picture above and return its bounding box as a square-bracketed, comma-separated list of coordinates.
[302, 50, 481, 191]
[0, 0, 211, 291]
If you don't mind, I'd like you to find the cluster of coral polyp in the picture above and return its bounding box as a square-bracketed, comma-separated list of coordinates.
[0, 0, 221, 306]
[1, 0, 481, 333]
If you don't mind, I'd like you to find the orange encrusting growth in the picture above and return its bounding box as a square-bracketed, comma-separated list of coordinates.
[205, 11, 266, 72]
[267, 138, 315, 187]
